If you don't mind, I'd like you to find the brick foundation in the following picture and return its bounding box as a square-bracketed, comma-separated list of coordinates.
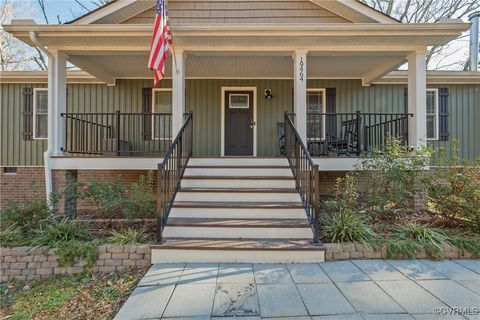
[0, 244, 151, 282]
[0, 167, 46, 211]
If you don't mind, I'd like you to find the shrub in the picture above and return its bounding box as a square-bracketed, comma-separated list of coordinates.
[322, 174, 359, 213]
[321, 210, 377, 249]
[75, 173, 156, 219]
[32, 219, 98, 268]
[32, 219, 92, 248]
[423, 142, 480, 232]
[355, 138, 431, 215]
[0, 193, 60, 230]
[75, 181, 126, 216]
[108, 228, 150, 245]
[56, 240, 100, 268]
[0, 224, 25, 247]
[389, 222, 447, 259]
[123, 172, 156, 219]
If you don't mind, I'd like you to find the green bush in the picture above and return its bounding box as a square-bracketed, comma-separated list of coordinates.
[423, 142, 480, 232]
[108, 228, 150, 245]
[0, 224, 25, 247]
[32, 219, 92, 248]
[386, 222, 447, 259]
[56, 240, 100, 268]
[32, 219, 98, 268]
[322, 174, 359, 213]
[356, 138, 431, 216]
[75, 172, 156, 219]
[123, 171, 156, 219]
[75, 181, 126, 216]
[0, 193, 60, 230]
[321, 210, 377, 249]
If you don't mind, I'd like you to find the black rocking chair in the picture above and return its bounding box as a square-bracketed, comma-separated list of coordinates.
[328, 116, 362, 156]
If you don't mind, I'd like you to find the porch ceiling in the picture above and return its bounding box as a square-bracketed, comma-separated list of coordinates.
[4, 21, 469, 85]
[65, 52, 409, 81]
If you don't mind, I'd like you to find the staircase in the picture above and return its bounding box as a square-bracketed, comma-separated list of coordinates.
[151, 157, 325, 263]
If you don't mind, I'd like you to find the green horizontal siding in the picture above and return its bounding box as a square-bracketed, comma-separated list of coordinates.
[1, 79, 478, 165]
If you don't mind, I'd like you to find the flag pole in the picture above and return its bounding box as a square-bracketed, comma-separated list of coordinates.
[166, 0, 178, 73]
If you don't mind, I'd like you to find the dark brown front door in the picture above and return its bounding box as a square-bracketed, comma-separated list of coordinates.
[224, 90, 254, 156]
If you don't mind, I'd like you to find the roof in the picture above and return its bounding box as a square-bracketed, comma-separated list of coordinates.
[1, 70, 479, 84]
[67, 0, 399, 25]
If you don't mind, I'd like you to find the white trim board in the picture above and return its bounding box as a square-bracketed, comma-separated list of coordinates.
[220, 86, 257, 157]
[50, 157, 160, 170]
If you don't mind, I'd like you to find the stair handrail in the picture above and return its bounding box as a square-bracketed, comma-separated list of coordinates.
[156, 112, 193, 243]
[284, 112, 321, 244]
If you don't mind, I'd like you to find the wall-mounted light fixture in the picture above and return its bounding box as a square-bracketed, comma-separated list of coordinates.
[264, 89, 273, 99]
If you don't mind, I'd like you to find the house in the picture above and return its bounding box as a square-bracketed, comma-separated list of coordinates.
[1, 1, 479, 263]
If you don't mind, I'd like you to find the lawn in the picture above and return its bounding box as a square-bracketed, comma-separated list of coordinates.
[0, 268, 147, 320]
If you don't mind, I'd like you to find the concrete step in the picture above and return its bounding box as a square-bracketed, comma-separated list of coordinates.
[163, 217, 312, 238]
[188, 158, 288, 166]
[151, 239, 325, 263]
[184, 167, 292, 177]
[169, 207, 307, 219]
[175, 188, 301, 202]
[181, 176, 295, 189]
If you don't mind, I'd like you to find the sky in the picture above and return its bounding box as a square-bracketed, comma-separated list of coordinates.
[17, 0, 103, 24]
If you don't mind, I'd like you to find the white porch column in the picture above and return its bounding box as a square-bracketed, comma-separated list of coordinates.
[172, 49, 186, 137]
[407, 51, 427, 147]
[48, 50, 68, 155]
[44, 50, 67, 203]
[293, 50, 308, 142]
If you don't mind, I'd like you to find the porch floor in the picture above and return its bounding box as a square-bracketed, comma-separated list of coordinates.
[114, 259, 480, 319]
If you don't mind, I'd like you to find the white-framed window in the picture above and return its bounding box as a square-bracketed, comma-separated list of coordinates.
[33, 88, 48, 139]
[229, 94, 249, 109]
[306, 88, 326, 141]
[152, 88, 172, 140]
[426, 88, 439, 140]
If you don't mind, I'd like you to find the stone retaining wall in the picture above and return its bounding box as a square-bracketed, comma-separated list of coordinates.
[1, 242, 475, 282]
[323, 243, 474, 260]
[0, 244, 151, 282]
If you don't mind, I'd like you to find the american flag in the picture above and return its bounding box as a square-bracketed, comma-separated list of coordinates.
[148, 0, 173, 87]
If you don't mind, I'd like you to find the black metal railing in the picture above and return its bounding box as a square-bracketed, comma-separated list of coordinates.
[156, 112, 193, 243]
[61, 112, 172, 156]
[284, 112, 321, 244]
[306, 112, 412, 156]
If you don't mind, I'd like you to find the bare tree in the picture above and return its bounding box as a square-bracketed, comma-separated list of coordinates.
[0, 0, 44, 71]
[360, 0, 480, 70]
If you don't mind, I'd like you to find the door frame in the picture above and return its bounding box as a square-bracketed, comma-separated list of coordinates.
[221, 86, 257, 157]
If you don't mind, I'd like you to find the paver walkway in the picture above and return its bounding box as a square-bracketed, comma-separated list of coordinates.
[115, 259, 480, 320]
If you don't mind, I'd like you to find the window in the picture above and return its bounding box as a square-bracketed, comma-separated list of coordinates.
[426, 89, 439, 140]
[229, 94, 249, 109]
[152, 89, 172, 140]
[306, 89, 326, 141]
[3, 167, 17, 175]
[33, 88, 48, 139]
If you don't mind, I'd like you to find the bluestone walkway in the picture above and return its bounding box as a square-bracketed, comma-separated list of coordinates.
[115, 259, 480, 320]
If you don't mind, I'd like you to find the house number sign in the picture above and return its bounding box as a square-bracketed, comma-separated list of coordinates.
[299, 57, 304, 82]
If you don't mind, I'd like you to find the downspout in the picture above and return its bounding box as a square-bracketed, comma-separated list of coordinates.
[29, 31, 54, 207]
[469, 12, 480, 71]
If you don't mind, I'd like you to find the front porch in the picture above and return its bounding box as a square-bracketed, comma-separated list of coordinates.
[58, 110, 412, 159]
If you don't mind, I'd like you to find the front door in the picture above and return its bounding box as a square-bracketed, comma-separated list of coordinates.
[224, 90, 254, 156]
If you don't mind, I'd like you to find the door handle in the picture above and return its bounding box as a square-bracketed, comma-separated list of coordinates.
[250, 119, 256, 128]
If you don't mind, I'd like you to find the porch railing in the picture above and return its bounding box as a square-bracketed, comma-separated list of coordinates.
[156, 112, 193, 243]
[284, 112, 321, 244]
[61, 112, 172, 156]
[306, 112, 412, 156]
